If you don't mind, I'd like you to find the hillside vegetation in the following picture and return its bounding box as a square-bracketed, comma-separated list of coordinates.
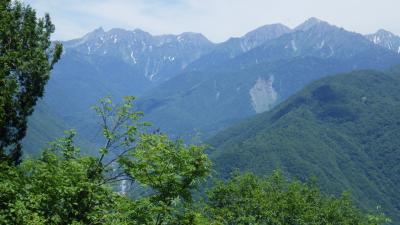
[209, 67, 400, 222]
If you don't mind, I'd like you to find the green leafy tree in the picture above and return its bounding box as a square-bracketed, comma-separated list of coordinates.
[0, 96, 212, 225]
[0, 131, 115, 225]
[206, 172, 390, 225]
[0, 0, 62, 164]
[118, 134, 211, 225]
[93, 96, 212, 224]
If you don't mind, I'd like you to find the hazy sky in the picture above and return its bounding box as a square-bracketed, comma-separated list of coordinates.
[24, 0, 399, 43]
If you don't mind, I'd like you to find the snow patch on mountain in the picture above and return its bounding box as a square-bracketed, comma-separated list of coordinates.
[164, 56, 175, 62]
[317, 40, 325, 49]
[366, 29, 400, 54]
[373, 36, 380, 44]
[130, 52, 137, 64]
[149, 73, 156, 81]
[291, 40, 298, 51]
[240, 42, 252, 52]
[177, 35, 183, 42]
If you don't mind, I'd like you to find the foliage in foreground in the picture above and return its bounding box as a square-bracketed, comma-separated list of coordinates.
[0, 0, 62, 164]
[0, 97, 212, 225]
[207, 172, 389, 225]
[0, 97, 390, 225]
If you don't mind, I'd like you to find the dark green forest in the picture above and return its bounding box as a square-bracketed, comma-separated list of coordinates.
[0, 1, 397, 224]
[209, 68, 400, 222]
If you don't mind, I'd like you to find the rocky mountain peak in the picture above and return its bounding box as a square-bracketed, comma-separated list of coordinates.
[244, 23, 291, 39]
[295, 17, 331, 31]
[366, 29, 400, 53]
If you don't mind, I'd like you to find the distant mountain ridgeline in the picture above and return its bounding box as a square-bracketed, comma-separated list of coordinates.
[24, 17, 400, 153]
[136, 18, 400, 139]
[24, 28, 215, 152]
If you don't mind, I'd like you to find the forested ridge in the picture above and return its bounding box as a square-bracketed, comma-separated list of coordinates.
[209, 67, 400, 222]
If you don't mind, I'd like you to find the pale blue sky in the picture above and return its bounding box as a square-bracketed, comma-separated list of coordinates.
[24, 0, 399, 42]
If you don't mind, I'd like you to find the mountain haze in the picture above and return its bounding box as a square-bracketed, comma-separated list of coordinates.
[137, 18, 400, 138]
[24, 28, 215, 151]
[25, 18, 400, 152]
[186, 23, 291, 71]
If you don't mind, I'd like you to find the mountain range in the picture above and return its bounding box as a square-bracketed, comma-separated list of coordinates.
[24, 17, 400, 151]
[24, 27, 215, 150]
[136, 17, 400, 139]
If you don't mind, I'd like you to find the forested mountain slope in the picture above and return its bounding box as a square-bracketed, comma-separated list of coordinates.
[208, 67, 400, 222]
